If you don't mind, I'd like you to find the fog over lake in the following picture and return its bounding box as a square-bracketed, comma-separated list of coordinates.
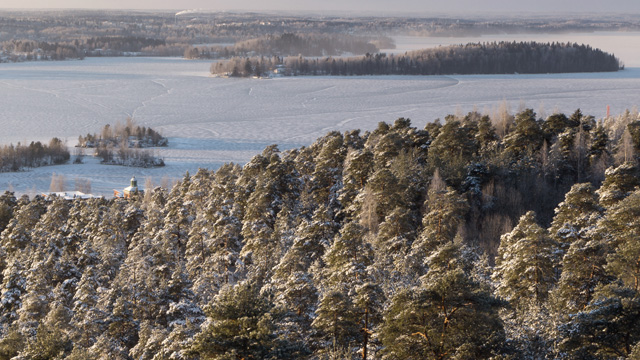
[0, 33, 639, 195]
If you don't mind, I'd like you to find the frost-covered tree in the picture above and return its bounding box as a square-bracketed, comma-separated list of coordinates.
[16, 262, 54, 335]
[493, 211, 557, 309]
[0, 259, 26, 326]
[0, 191, 17, 235]
[550, 235, 611, 316]
[240, 147, 298, 283]
[190, 282, 292, 359]
[543, 112, 573, 139]
[340, 148, 375, 220]
[504, 109, 544, 159]
[374, 206, 416, 287]
[70, 266, 104, 348]
[186, 187, 243, 303]
[0, 195, 46, 256]
[312, 222, 375, 357]
[549, 183, 601, 243]
[365, 168, 404, 221]
[381, 242, 505, 360]
[354, 281, 385, 360]
[589, 122, 609, 160]
[427, 116, 478, 186]
[322, 223, 372, 287]
[476, 114, 499, 153]
[311, 132, 346, 205]
[408, 184, 468, 273]
[601, 189, 640, 291]
[596, 162, 639, 208]
[105, 295, 138, 351]
[312, 288, 359, 356]
[19, 322, 71, 360]
[559, 283, 640, 359]
[388, 147, 427, 207]
[270, 269, 316, 358]
[87, 332, 130, 360]
[373, 130, 405, 168]
[128, 321, 169, 360]
[0, 324, 24, 360]
[286, 205, 337, 275]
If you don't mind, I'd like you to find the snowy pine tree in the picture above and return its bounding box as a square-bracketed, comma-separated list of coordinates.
[381, 242, 505, 359]
[493, 211, 557, 309]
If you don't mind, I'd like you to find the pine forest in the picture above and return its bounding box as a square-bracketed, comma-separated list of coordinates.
[211, 42, 622, 77]
[3, 107, 640, 359]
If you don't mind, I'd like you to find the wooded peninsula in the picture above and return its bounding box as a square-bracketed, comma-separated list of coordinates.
[212, 41, 622, 77]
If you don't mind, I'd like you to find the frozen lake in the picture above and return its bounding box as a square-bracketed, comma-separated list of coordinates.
[1, 33, 639, 196]
[387, 31, 640, 68]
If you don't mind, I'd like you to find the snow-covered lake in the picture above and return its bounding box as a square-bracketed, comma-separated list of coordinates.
[387, 31, 640, 68]
[1, 33, 639, 196]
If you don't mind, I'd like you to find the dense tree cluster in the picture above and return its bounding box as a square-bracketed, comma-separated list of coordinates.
[94, 147, 165, 168]
[186, 33, 381, 60]
[82, 36, 166, 56]
[0, 138, 70, 172]
[2, 106, 640, 358]
[76, 119, 166, 168]
[76, 119, 167, 168]
[210, 56, 284, 78]
[215, 41, 621, 77]
[0, 40, 83, 62]
[77, 118, 168, 149]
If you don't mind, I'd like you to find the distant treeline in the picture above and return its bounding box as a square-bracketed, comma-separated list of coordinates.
[211, 56, 282, 77]
[186, 33, 385, 59]
[0, 36, 185, 62]
[0, 138, 69, 172]
[212, 41, 621, 77]
[0, 40, 83, 61]
[83, 36, 166, 56]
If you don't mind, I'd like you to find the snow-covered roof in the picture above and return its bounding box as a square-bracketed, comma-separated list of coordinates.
[42, 191, 103, 200]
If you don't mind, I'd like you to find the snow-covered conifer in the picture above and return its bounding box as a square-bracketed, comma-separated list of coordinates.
[493, 211, 557, 310]
[381, 242, 505, 359]
[597, 162, 639, 207]
[408, 184, 468, 273]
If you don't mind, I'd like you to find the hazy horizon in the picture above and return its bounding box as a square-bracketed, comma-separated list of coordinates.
[3, 0, 640, 15]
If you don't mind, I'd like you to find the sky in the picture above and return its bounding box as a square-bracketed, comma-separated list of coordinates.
[2, 0, 640, 14]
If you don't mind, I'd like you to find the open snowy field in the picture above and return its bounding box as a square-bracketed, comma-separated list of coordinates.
[1, 33, 639, 196]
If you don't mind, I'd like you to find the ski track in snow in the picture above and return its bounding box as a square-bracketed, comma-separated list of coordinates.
[195, 125, 221, 137]
[131, 79, 172, 118]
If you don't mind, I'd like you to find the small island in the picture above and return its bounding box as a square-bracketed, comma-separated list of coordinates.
[76, 119, 167, 168]
[211, 41, 622, 77]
